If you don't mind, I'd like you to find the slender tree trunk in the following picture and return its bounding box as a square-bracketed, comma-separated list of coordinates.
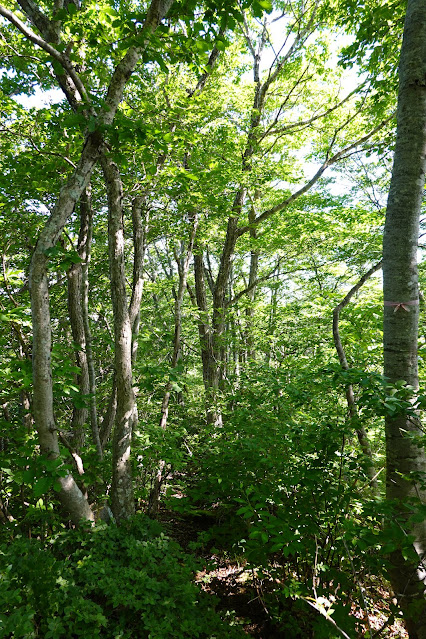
[99, 375, 117, 451]
[245, 205, 259, 361]
[332, 261, 381, 488]
[79, 187, 102, 458]
[149, 216, 198, 515]
[129, 195, 149, 364]
[67, 204, 92, 450]
[266, 269, 279, 365]
[382, 1, 426, 636]
[192, 26, 267, 422]
[194, 248, 223, 425]
[101, 154, 137, 522]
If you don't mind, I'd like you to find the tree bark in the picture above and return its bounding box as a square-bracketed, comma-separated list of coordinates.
[382, 1, 426, 635]
[29, 137, 102, 525]
[67, 203, 92, 451]
[245, 203, 259, 361]
[10, 0, 174, 524]
[101, 154, 137, 522]
[79, 188, 102, 458]
[194, 248, 222, 425]
[129, 195, 149, 365]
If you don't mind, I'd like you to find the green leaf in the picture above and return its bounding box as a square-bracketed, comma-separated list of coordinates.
[256, 0, 273, 11]
[54, 8, 68, 20]
[33, 476, 52, 498]
[88, 117, 97, 132]
[195, 39, 211, 52]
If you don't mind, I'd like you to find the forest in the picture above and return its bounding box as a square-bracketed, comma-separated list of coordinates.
[0, 0, 425, 637]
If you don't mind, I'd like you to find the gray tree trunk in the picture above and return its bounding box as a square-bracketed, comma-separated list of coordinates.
[79, 188, 102, 458]
[382, 1, 426, 636]
[67, 202, 92, 451]
[11, 0, 174, 524]
[244, 204, 259, 361]
[129, 195, 149, 365]
[101, 154, 137, 522]
[29, 137, 102, 525]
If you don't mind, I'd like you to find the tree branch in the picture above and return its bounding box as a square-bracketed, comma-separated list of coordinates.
[237, 112, 395, 236]
[332, 260, 382, 486]
[0, 3, 89, 105]
[333, 260, 382, 370]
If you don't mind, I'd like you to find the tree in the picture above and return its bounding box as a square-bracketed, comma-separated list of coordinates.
[382, 0, 426, 635]
[2, 1, 424, 635]
[188, 2, 392, 426]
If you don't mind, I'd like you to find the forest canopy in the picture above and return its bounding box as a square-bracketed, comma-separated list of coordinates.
[0, 0, 426, 637]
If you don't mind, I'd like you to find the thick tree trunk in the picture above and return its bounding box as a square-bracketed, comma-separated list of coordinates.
[15, 0, 174, 525]
[382, 1, 426, 636]
[29, 135, 103, 525]
[101, 154, 136, 522]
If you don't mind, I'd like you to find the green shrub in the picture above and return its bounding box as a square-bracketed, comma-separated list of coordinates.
[0, 515, 244, 639]
[165, 364, 390, 637]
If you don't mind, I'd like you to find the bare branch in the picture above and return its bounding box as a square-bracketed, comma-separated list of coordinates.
[260, 80, 369, 145]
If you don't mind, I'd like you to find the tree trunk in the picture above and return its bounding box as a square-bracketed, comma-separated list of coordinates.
[17, 0, 174, 525]
[99, 376, 117, 451]
[245, 204, 259, 361]
[29, 135, 103, 525]
[382, 1, 426, 635]
[332, 261, 382, 488]
[149, 215, 198, 515]
[79, 187, 102, 458]
[194, 248, 222, 425]
[101, 154, 136, 522]
[67, 203, 92, 451]
[192, 25, 267, 423]
[129, 195, 149, 364]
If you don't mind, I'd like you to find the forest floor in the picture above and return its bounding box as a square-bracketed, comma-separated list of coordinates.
[158, 508, 408, 639]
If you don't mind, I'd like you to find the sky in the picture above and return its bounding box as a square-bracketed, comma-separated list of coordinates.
[10, 6, 370, 204]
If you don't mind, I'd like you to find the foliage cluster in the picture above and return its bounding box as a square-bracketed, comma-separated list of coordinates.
[0, 0, 424, 635]
[163, 364, 407, 637]
[0, 515, 244, 639]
